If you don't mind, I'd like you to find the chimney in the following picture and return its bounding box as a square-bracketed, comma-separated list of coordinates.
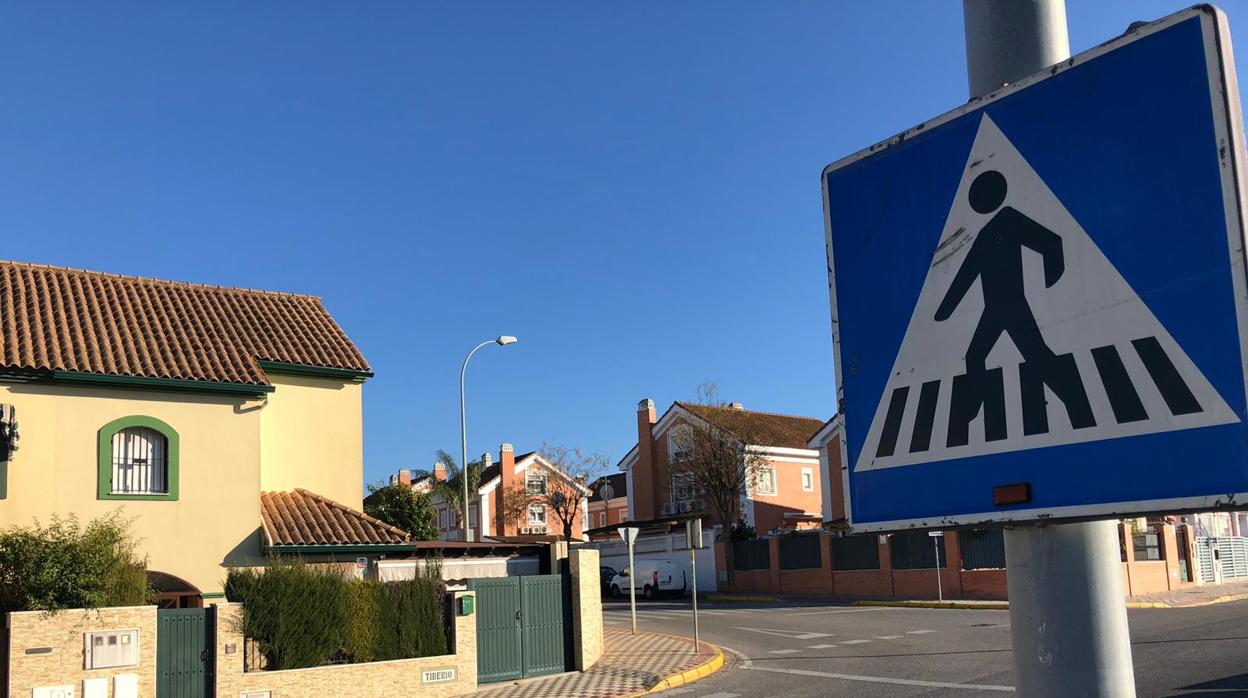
[634, 399, 658, 521]
[730, 402, 744, 411]
[433, 460, 447, 481]
[398, 468, 412, 486]
[497, 443, 516, 535]
[388, 474, 397, 486]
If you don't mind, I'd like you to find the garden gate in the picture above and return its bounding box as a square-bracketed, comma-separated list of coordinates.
[156, 608, 214, 698]
[468, 574, 572, 683]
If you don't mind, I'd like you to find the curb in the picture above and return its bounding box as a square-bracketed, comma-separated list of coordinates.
[1127, 591, 1248, 609]
[621, 642, 725, 697]
[704, 593, 781, 603]
[853, 599, 1010, 610]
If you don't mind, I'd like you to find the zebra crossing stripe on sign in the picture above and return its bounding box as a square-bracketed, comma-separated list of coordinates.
[855, 114, 1239, 473]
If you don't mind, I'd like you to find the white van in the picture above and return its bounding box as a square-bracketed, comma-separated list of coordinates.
[608, 559, 686, 600]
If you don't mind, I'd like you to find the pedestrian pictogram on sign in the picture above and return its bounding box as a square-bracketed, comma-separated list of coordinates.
[857, 115, 1238, 474]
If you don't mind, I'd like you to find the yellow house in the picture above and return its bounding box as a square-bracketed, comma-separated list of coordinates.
[0, 261, 390, 606]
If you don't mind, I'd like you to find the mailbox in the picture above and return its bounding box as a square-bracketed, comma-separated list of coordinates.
[458, 595, 474, 616]
[83, 629, 139, 670]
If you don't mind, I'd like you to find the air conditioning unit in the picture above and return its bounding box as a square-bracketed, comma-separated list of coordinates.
[679, 501, 693, 513]
[520, 527, 531, 534]
[692, 499, 706, 511]
[662, 502, 678, 515]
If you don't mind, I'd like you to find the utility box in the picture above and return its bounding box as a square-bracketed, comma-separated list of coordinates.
[458, 595, 474, 616]
[83, 629, 139, 670]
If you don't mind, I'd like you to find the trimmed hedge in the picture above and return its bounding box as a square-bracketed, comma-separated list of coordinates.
[225, 559, 447, 670]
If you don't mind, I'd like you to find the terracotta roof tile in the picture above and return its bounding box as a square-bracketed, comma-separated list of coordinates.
[0, 261, 370, 386]
[261, 489, 410, 546]
[676, 402, 826, 449]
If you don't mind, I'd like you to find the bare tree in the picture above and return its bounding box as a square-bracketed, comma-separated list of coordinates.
[500, 443, 604, 544]
[668, 385, 769, 585]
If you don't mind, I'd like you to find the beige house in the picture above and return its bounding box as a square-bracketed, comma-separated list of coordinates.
[0, 261, 378, 606]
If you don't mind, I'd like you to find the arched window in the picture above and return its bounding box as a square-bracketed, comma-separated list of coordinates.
[98, 416, 179, 501]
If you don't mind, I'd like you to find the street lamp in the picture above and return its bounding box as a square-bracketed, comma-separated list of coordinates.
[459, 335, 518, 542]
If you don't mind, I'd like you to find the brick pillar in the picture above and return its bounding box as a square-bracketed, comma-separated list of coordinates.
[1160, 524, 1180, 590]
[714, 540, 729, 591]
[768, 537, 782, 593]
[878, 534, 895, 597]
[820, 534, 835, 595]
[942, 531, 964, 598]
[1121, 523, 1135, 596]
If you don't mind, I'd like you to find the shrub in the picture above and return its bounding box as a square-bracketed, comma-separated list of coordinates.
[225, 560, 349, 670]
[374, 577, 446, 660]
[225, 558, 447, 670]
[0, 512, 150, 613]
[342, 581, 379, 663]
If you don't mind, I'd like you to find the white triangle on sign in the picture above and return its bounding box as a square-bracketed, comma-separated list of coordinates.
[856, 114, 1238, 473]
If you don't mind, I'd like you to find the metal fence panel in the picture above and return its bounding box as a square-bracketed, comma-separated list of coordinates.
[732, 539, 771, 571]
[779, 535, 822, 570]
[890, 531, 946, 570]
[831, 534, 880, 571]
[959, 529, 1006, 570]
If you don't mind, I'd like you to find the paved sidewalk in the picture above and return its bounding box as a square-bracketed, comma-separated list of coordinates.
[468, 627, 721, 697]
[1127, 577, 1248, 608]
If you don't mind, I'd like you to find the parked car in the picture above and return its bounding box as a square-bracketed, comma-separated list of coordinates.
[608, 559, 686, 600]
[599, 566, 617, 595]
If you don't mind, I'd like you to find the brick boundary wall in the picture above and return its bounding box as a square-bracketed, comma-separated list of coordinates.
[714, 523, 1198, 600]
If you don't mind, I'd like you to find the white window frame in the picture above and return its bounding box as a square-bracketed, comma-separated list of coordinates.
[468, 503, 478, 529]
[753, 466, 777, 496]
[528, 504, 547, 525]
[599, 511, 607, 527]
[526, 472, 547, 495]
[668, 426, 693, 462]
[801, 467, 814, 492]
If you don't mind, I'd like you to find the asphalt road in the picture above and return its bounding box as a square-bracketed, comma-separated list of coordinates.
[599, 596, 1248, 697]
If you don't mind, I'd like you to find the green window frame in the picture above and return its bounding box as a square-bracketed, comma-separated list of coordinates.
[97, 415, 180, 501]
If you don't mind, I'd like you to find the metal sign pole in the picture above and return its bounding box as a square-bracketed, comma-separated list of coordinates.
[687, 519, 702, 650]
[933, 536, 943, 603]
[628, 535, 637, 635]
[963, 2, 1136, 696]
[619, 527, 640, 636]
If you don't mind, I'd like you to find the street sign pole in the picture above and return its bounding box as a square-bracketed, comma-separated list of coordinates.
[962, 2, 1136, 696]
[929, 532, 943, 603]
[687, 519, 703, 649]
[619, 526, 640, 635]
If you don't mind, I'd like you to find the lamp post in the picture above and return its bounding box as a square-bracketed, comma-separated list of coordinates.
[460, 336, 517, 542]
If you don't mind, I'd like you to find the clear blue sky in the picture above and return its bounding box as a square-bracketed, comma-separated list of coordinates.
[1, 2, 1239, 487]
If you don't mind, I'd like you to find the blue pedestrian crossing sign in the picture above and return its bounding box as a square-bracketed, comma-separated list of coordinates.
[823, 6, 1248, 531]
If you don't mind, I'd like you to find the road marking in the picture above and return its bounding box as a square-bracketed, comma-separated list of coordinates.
[876, 635, 903, 640]
[768, 649, 801, 655]
[785, 607, 892, 617]
[717, 643, 1015, 693]
[733, 627, 833, 640]
[807, 644, 838, 649]
[698, 694, 741, 698]
[906, 629, 936, 635]
[745, 665, 1014, 692]
[841, 639, 872, 645]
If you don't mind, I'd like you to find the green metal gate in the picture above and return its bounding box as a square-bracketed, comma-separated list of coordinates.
[468, 574, 572, 684]
[156, 608, 214, 698]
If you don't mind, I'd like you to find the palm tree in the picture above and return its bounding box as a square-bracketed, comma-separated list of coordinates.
[430, 450, 483, 534]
